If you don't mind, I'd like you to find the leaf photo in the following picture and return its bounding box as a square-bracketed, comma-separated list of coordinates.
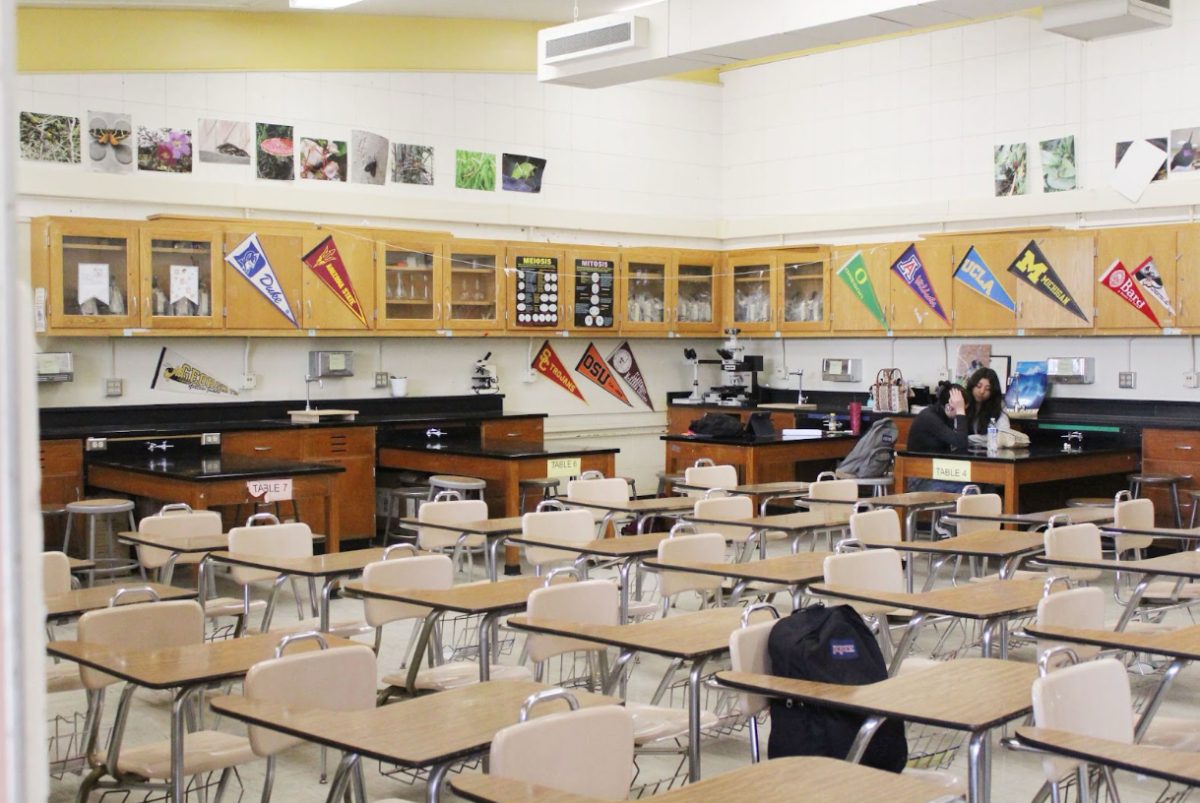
[256, 122, 294, 181]
[1040, 135, 1077, 192]
[994, 142, 1027, 196]
[19, 112, 80, 163]
[392, 143, 433, 185]
[455, 149, 495, 191]
[501, 153, 547, 193]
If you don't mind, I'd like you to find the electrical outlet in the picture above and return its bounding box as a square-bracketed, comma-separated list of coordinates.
[522, 370, 537, 384]
[242, 373, 257, 390]
[104, 378, 123, 397]
[1118, 371, 1136, 389]
[937, 369, 950, 382]
[374, 372, 390, 389]
[1186, 372, 1200, 389]
[201, 432, 221, 446]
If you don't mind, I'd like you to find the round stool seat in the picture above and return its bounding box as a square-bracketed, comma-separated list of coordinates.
[1067, 497, 1111, 508]
[429, 475, 487, 491]
[66, 498, 135, 515]
[63, 498, 138, 585]
[390, 485, 431, 499]
[1129, 473, 1191, 485]
[41, 502, 69, 515]
[519, 477, 561, 491]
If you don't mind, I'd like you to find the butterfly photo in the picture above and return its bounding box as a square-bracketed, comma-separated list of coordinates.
[87, 111, 133, 173]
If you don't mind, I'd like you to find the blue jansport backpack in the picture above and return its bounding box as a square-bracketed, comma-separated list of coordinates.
[765, 604, 908, 772]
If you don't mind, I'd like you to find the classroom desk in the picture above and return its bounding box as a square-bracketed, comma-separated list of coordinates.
[642, 552, 831, 608]
[1101, 524, 1200, 544]
[1016, 727, 1200, 789]
[394, 516, 525, 581]
[673, 481, 812, 515]
[944, 506, 1114, 530]
[565, 495, 697, 533]
[506, 606, 744, 784]
[116, 531, 229, 586]
[88, 455, 346, 550]
[809, 578, 1046, 667]
[893, 446, 1138, 515]
[1038, 551, 1200, 630]
[717, 658, 1037, 803]
[449, 755, 957, 803]
[205, 547, 387, 632]
[67, 556, 95, 573]
[45, 582, 196, 621]
[663, 433, 857, 485]
[504, 531, 669, 621]
[682, 508, 851, 556]
[47, 631, 355, 803]
[211, 680, 619, 803]
[342, 576, 549, 690]
[874, 529, 1045, 589]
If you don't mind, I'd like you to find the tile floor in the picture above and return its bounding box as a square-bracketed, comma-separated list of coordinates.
[44, 544, 1200, 803]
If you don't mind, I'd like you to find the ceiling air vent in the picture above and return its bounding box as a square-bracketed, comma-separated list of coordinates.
[1043, 0, 1171, 40]
[540, 13, 649, 65]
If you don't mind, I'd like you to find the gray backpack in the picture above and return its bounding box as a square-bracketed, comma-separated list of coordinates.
[835, 418, 898, 478]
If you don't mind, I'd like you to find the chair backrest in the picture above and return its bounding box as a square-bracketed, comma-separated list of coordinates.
[823, 548, 904, 593]
[417, 499, 489, 551]
[1043, 523, 1103, 583]
[490, 705, 635, 800]
[955, 492, 1002, 537]
[1036, 586, 1104, 666]
[226, 521, 315, 585]
[728, 616, 776, 717]
[525, 580, 619, 663]
[244, 643, 378, 756]
[683, 464, 738, 497]
[1114, 498, 1154, 555]
[136, 507, 224, 570]
[1031, 658, 1134, 782]
[42, 551, 72, 598]
[657, 532, 726, 601]
[808, 478, 858, 519]
[693, 495, 755, 544]
[76, 600, 204, 689]
[849, 508, 901, 546]
[521, 509, 595, 567]
[566, 478, 630, 525]
[361, 554, 454, 627]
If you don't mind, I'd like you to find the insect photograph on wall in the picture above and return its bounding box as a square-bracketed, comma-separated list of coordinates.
[87, 111, 133, 174]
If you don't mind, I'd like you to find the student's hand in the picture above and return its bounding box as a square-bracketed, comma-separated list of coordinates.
[948, 387, 967, 416]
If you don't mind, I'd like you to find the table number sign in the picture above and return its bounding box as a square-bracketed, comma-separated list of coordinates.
[931, 459, 972, 483]
[547, 457, 582, 478]
[247, 478, 293, 502]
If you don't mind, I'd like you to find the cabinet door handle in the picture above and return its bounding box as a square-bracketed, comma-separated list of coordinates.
[306, 299, 313, 318]
[254, 446, 272, 452]
[130, 295, 138, 315]
[1177, 445, 1194, 451]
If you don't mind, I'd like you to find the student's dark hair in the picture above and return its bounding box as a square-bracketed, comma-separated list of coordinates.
[966, 367, 1005, 428]
[935, 382, 966, 407]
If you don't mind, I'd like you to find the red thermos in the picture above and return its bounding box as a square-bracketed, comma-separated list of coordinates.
[849, 401, 862, 435]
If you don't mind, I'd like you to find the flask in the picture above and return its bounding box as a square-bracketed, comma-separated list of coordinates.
[987, 418, 999, 454]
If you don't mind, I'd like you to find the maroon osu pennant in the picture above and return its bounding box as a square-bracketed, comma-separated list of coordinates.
[575, 343, 631, 406]
[532, 340, 585, 401]
[606, 340, 654, 410]
[1098, 259, 1161, 327]
[301, 235, 368, 327]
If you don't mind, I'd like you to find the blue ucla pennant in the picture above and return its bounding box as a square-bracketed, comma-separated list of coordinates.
[890, 244, 949, 323]
[953, 246, 1017, 313]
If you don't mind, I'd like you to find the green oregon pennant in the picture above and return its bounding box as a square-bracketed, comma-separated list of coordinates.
[836, 251, 888, 328]
[1006, 240, 1088, 323]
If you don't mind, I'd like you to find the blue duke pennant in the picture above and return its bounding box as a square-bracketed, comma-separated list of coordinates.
[224, 232, 299, 327]
[890, 244, 949, 323]
[953, 246, 1016, 313]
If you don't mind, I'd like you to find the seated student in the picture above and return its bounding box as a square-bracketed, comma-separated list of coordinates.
[906, 382, 971, 492]
[965, 367, 1010, 436]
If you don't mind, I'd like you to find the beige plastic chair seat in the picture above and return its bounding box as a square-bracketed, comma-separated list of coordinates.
[1140, 581, 1200, 601]
[116, 731, 256, 779]
[46, 662, 83, 694]
[968, 569, 1048, 584]
[1140, 717, 1200, 752]
[624, 599, 659, 619]
[904, 768, 965, 795]
[626, 703, 719, 744]
[274, 617, 374, 639]
[203, 596, 267, 619]
[382, 662, 532, 692]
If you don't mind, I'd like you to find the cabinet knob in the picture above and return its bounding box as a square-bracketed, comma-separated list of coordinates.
[254, 446, 272, 452]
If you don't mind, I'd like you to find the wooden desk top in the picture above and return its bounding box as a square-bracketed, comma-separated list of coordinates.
[507, 607, 743, 661]
[67, 557, 95, 572]
[1102, 525, 1200, 542]
[718, 658, 1035, 731]
[1040, 550, 1200, 578]
[211, 680, 619, 768]
[864, 491, 959, 508]
[948, 507, 1113, 527]
[210, 547, 388, 577]
[506, 532, 669, 558]
[343, 576, 551, 615]
[675, 481, 810, 496]
[1022, 623, 1200, 661]
[881, 529, 1044, 558]
[396, 517, 525, 536]
[687, 509, 850, 533]
[643, 552, 831, 585]
[117, 531, 229, 552]
[1016, 727, 1200, 787]
[45, 582, 196, 620]
[450, 756, 955, 803]
[567, 496, 697, 514]
[809, 578, 1046, 620]
[46, 631, 356, 689]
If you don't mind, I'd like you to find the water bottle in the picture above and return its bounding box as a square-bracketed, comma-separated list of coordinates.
[987, 418, 999, 454]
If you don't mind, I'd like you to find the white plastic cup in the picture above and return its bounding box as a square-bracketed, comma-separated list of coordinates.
[390, 376, 408, 397]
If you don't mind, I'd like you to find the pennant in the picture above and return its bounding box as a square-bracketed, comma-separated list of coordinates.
[1099, 260, 1161, 327]
[953, 246, 1016, 313]
[835, 251, 887, 328]
[150, 347, 239, 397]
[606, 340, 654, 410]
[1006, 240, 1088, 323]
[1132, 256, 1175, 316]
[890, 244, 949, 323]
[575, 344, 631, 406]
[224, 233, 298, 327]
[531, 340, 584, 401]
[302, 236, 368, 327]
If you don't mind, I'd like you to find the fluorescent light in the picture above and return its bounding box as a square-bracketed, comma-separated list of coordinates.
[288, 0, 364, 9]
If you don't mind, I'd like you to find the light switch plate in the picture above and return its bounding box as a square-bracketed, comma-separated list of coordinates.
[374, 372, 390, 389]
[104, 378, 123, 397]
[1118, 371, 1136, 389]
[1186, 372, 1200, 389]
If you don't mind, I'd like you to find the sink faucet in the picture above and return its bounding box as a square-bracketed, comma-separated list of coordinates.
[304, 374, 323, 411]
[789, 369, 806, 403]
[1061, 431, 1084, 452]
[147, 441, 173, 453]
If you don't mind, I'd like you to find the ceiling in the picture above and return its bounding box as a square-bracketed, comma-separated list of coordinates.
[16, 0, 636, 21]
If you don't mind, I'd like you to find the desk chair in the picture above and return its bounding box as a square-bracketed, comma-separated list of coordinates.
[74, 599, 254, 803]
[1112, 495, 1200, 608]
[682, 464, 738, 497]
[567, 477, 632, 537]
[803, 476, 857, 551]
[849, 508, 902, 546]
[520, 507, 595, 576]
[578, 470, 638, 499]
[727, 603, 780, 763]
[694, 494, 783, 563]
[243, 633, 378, 803]
[44, 551, 84, 694]
[657, 532, 726, 616]
[417, 497, 488, 579]
[490, 689, 635, 800]
[1043, 523, 1104, 585]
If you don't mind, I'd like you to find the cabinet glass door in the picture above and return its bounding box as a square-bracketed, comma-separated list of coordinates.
[142, 233, 221, 329]
[729, 259, 773, 331]
[380, 245, 438, 330]
[52, 225, 138, 328]
[781, 259, 827, 330]
[674, 260, 717, 333]
[622, 253, 669, 331]
[446, 244, 502, 330]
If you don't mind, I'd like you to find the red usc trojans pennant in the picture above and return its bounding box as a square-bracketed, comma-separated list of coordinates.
[575, 343, 631, 406]
[532, 340, 585, 401]
[301, 235, 368, 327]
[1099, 259, 1161, 327]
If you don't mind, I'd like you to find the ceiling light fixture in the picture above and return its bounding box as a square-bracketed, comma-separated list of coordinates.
[288, 0, 364, 10]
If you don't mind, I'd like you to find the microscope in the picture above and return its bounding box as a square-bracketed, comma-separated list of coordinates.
[685, 329, 764, 406]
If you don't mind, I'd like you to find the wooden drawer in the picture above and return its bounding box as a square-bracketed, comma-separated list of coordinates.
[481, 417, 543, 446]
[1142, 429, 1200, 461]
[221, 430, 304, 460]
[303, 427, 375, 458]
[40, 439, 82, 474]
[1138, 457, 1199, 526]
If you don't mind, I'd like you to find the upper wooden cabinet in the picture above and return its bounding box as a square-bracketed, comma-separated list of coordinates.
[445, 239, 505, 330]
[828, 244, 890, 333]
[139, 223, 224, 329]
[42, 218, 141, 329]
[1178, 225, 1200, 328]
[506, 244, 565, 332]
[673, 250, 721, 335]
[1095, 225, 1178, 331]
[299, 228, 375, 330]
[1012, 232, 1095, 331]
[777, 248, 830, 334]
[885, 239, 954, 333]
[943, 234, 1020, 333]
[563, 246, 619, 333]
[376, 236, 442, 331]
[223, 228, 305, 331]
[723, 252, 776, 333]
[620, 248, 672, 334]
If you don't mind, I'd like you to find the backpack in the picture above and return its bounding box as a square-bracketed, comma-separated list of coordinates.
[765, 604, 908, 772]
[687, 413, 744, 438]
[836, 418, 898, 478]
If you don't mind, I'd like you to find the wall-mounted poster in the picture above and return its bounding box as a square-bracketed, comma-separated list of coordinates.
[198, 119, 251, 165]
[1116, 138, 1168, 182]
[531, 340, 584, 401]
[19, 112, 80, 163]
[502, 153, 547, 193]
[455, 149, 495, 191]
[351, 130, 388, 185]
[513, 254, 559, 327]
[151, 346, 239, 397]
[393, 143, 433, 185]
[299, 137, 347, 182]
[137, 127, 192, 173]
[1169, 127, 1198, 173]
[953, 246, 1016, 313]
[1099, 260, 1161, 327]
[575, 343, 630, 406]
[890, 244, 948, 324]
[256, 123, 294, 181]
[301, 236, 368, 327]
[994, 142, 1027, 196]
[88, 111, 132, 174]
[573, 257, 615, 329]
[835, 251, 887, 328]
[1040, 136, 1077, 192]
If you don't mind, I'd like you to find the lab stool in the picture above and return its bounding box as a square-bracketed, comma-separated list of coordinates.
[519, 477, 560, 513]
[1128, 473, 1190, 528]
[428, 475, 487, 501]
[1066, 497, 1111, 508]
[1188, 490, 1200, 529]
[656, 471, 685, 497]
[838, 475, 894, 497]
[383, 486, 431, 545]
[62, 498, 137, 586]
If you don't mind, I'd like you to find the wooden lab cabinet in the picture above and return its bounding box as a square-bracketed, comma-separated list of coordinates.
[1174, 225, 1200, 328]
[139, 223, 224, 330]
[376, 235, 444, 332]
[1141, 428, 1200, 527]
[40, 439, 83, 506]
[828, 244, 890, 333]
[673, 250, 721, 335]
[222, 229, 305, 331]
[1012, 232, 1095, 331]
[445, 239, 506, 331]
[620, 248, 673, 334]
[481, 417, 544, 446]
[1094, 226, 1178, 331]
[506, 245, 565, 332]
[39, 218, 142, 330]
[943, 234, 1021, 333]
[563, 247, 620, 334]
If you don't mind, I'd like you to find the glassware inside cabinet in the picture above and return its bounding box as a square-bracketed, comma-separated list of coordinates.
[783, 261, 824, 323]
[626, 261, 665, 323]
[383, 248, 434, 321]
[61, 235, 130, 317]
[676, 263, 714, 323]
[149, 238, 212, 318]
[732, 263, 771, 324]
[448, 251, 498, 322]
